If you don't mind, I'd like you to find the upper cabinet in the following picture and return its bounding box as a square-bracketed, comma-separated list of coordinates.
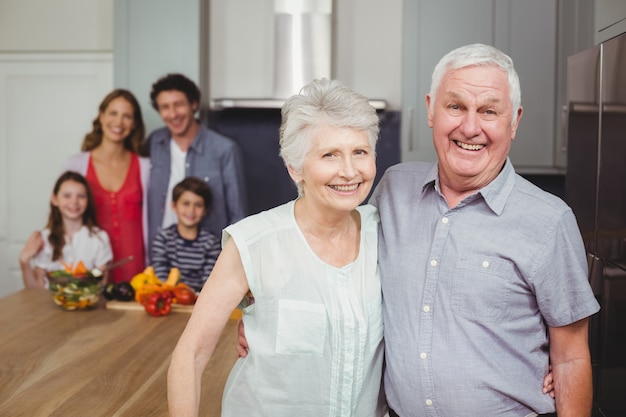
[595, 0, 626, 44]
[401, 0, 593, 173]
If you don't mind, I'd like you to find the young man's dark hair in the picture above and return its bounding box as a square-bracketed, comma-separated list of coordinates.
[149, 73, 201, 110]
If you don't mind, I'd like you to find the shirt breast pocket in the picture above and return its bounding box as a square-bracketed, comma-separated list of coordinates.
[451, 255, 515, 322]
[189, 168, 224, 199]
[275, 299, 327, 356]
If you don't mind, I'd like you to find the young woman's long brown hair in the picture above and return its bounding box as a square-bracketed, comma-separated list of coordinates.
[46, 171, 99, 261]
[81, 89, 147, 155]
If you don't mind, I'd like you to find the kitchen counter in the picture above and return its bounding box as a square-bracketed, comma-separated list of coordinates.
[0, 289, 238, 416]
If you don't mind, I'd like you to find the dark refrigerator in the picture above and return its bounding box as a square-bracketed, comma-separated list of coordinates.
[565, 32, 626, 415]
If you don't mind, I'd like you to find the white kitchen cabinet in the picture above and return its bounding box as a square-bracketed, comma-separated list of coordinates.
[595, 0, 626, 44]
[401, 0, 590, 173]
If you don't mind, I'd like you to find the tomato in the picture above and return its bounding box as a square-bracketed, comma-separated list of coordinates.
[173, 287, 197, 305]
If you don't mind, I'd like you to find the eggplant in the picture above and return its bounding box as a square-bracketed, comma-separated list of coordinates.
[112, 282, 135, 301]
[103, 283, 116, 300]
[103, 282, 136, 302]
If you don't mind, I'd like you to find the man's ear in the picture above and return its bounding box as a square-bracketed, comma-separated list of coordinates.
[426, 94, 434, 128]
[510, 106, 524, 140]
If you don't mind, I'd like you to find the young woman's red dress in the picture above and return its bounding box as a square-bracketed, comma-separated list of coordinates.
[86, 154, 145, 283]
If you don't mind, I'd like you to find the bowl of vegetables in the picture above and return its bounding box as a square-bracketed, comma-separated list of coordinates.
[47, 262, 104, 310]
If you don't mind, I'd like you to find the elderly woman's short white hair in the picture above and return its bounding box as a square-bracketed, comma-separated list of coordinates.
[279, 79, 380, 181]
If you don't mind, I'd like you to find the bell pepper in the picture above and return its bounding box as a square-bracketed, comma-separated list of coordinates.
[164, 267, 181, 288]
[141, 291, 173, 317]
[130, 266, 162, 292]
[135, 283, 171, 303]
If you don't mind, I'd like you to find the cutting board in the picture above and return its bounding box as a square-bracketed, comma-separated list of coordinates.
[105, 300, 243, 319]
[106, 300, 194, 313]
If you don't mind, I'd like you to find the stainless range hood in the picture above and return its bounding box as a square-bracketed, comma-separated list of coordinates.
[209, 0, 386, 111]
[211, 0, 331, 109]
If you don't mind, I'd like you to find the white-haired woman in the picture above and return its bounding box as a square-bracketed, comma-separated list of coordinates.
[167, 78, 385, 417]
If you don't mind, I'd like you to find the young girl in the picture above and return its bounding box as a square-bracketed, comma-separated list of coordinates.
[19, 171, 113, 289]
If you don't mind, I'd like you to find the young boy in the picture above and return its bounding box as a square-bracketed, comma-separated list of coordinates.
[151, 177, 221, 292]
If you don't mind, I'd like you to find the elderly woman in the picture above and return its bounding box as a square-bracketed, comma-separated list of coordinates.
[64, 89, 149, 282]
[167, 79, 385, 416]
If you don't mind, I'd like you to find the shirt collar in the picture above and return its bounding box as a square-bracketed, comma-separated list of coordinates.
[421, 163, 439, 194]
[188, 123, 205, 153]
[156, 121, 204, 153]
[422, 158, 515, 215]
[477, 157, 515, 215]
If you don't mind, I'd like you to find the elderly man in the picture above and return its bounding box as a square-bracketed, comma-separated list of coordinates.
[371, 43, 599, 417]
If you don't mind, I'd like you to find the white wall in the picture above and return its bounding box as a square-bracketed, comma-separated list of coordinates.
[0, 1, 113, 297]
[0, 0, 112, 51]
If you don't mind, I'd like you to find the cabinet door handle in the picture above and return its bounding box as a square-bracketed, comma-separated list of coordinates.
[406, 106, 414, 152]
[561, 104, 568, 153]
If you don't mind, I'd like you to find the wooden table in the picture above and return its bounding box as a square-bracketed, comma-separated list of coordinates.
[0, 289, 238, 416]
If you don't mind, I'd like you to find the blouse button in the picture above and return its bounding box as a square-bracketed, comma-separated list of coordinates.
[482, 261, 490, 268]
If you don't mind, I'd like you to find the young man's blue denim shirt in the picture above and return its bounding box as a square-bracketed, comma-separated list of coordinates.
[146, 123, 247, 258]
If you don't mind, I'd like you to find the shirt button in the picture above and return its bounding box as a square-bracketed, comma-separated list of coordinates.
[482, 260, 490, 268]
[423, 305, 430, 313]
[441, 217, 449, 224]
[430, 259, 437, 267]
[425, 399, 433, 406]
[204, 176, 209, 182]
[420, 352, 427, 359]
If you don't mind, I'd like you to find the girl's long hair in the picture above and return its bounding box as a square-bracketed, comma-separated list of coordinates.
[81, 89, 147, 156]
[46, 171, 99, 261]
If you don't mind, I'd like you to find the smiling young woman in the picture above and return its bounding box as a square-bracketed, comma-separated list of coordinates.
[64, 89, 150, 283]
